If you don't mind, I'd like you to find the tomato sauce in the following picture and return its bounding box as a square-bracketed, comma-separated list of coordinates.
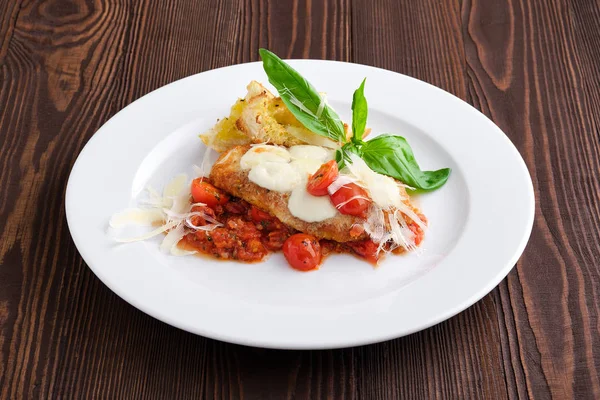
[180, 179, 426, 268]
[181, 197, 294, 262]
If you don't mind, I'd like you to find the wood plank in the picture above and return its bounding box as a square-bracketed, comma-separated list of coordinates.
[462, 0, 600, 398]
[1, 0, 599, 398]
[350, 0, 509, 399]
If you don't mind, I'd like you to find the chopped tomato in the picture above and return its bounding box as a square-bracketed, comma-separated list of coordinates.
[283, 234, 322, 271]
[263, 230, 291, 251]
[307, 160, 339, 196]
[191, 178, 229, 208]
[250, 205, 272, 222]
[329, 183, 371, 218]
[188, 205, 216, 227]
[347, 239, 380, 265]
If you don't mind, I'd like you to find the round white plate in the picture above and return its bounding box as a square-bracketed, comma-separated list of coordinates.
[66, 60, 534, 349]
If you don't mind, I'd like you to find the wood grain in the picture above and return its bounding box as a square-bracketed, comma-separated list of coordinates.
[1, 0, 599, 398]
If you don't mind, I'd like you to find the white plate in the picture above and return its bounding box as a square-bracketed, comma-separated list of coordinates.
[66, 60, 534, 349]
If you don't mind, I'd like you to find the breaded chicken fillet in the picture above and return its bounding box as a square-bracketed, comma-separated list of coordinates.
[209, 145, 368, 243]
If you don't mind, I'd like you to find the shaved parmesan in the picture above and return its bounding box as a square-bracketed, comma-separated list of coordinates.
[109, 208, 164, 228]
[283, 88, 319, 118]
[197, 148, 220, 177]
[170, 247, 197, 256]
[332, 155, 427, 253]
[185, 220, 221, 231]
[161, 223, 187, 253]
[362, 207, 387, 243]
[111, 173, 216, 255]
[286, 126, 340, 149]
[163, 174, 188, 202]
[316, 92, 327, 118]
[394, 201, 427, 231]
[114, 220, 179, 243]
[327, 175, 360, 195]
[345, 154, 402, 209]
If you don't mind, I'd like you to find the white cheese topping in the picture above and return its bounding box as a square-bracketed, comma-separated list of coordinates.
[290, 159, 323, 177]
[240, 144, 340, 222]
[248, 162, 301, 192]
[288, 180, 338, 222]
[289, 145, 332, 162]
[345, 153, 402, 209]
[240, 145, 291, 170]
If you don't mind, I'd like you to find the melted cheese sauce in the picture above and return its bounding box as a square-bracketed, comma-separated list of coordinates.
[239, 144, 339, 222]
[290, 159, 323, 176]
[289, 145, 333, 162]
[240, 145, 290, 169]
[288, 178, 338, 222]
[248, 162, 301, 192]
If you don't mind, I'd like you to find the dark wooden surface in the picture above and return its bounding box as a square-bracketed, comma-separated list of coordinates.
[1, 0, 599, 398]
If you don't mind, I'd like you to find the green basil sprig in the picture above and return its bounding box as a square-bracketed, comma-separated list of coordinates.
[351, 78, 368, 142]
[259, 48, 451, 191]
[361, 135, 450, 190]
[259, 49, 346, 142]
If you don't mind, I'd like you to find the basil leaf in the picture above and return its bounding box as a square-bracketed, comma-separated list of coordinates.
[259, 49, 346, 142]
[351, 78, 368, 142]
[335, 142, 361, 169]
[361, 134, 450, 190]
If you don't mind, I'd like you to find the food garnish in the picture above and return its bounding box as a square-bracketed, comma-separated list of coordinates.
[259, 48, 450, 191]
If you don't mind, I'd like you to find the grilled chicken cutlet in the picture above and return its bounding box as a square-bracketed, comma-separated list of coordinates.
[210, 145, 368, 243]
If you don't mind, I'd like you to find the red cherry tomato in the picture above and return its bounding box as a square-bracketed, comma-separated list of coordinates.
[250, 205, 272, 222]
[282, 234, 322, 271]
[329, 183, 371, 218]
[191, 178, 229, 208]
[307, 160, 339, 196]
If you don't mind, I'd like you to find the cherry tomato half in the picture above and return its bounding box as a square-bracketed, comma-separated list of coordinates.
[307, 160, 339, 196]
[191, 178, 229, 208]
[282, 234, 322, 271]
[329, 183, 371, 218]
[250, 205, 272, 222]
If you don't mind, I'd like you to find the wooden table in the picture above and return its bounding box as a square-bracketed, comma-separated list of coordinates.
[1, 0, 599, 398]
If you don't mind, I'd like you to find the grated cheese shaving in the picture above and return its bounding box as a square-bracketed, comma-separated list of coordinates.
[160, 223, 187, 254]
[327, 175, 360, 195]
[345, 154, 402, 209]
[339, 154, 426, 254]
[109, 208, 165, 228]
[316, 92, 328, 118]
[110, 173, 221, 254]
[114, 220, 179, 243]
[286, 126, 339, 149]
[333, 195, 371, 210]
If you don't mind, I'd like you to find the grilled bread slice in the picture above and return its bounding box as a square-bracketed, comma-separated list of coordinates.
[201, 81, 339, 152]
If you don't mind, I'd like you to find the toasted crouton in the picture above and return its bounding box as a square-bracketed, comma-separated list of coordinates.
[199, 98, 251, 152]
[200, 81, 340, 152]
[235, 91, 306, 148]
